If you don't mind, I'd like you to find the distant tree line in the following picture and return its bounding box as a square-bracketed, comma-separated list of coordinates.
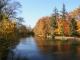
[33, 4, 80, 37]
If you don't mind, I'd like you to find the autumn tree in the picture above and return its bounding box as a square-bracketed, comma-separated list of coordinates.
[57, 19, 70, 35]
[0, 0, 25, 40]
[0, 12, 19, 40]
[34, 4, 80, 37]
[70, 6, 80, 20]
[33, 16, 53, 37]
[69, 6, 80, 36]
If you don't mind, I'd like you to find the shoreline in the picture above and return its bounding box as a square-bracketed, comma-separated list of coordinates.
[55, 36, 80, 41]
[37, 35, 80, 41]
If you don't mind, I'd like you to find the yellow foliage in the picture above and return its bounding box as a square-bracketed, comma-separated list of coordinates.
[70, 6, 80, 20]
[0, 18, 18, 40]
[57, 19, 70, 35]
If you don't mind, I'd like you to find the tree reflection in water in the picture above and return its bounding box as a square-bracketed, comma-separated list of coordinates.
[34, 36, 80, 60]
[0, 38, 20, 60]
[1, 36, 80, 60]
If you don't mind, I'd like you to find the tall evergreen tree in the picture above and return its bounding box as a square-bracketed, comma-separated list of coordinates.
[60, 4, 66, 36]
[69, 18, 77, 36]
[51, 7, 58, 36]
[51, 7, 58, 28]
[61, 4, 66, 18]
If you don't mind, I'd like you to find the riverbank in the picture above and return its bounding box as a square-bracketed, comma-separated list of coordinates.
[55, 36, 80, 41]
[37, 35, 80, 41]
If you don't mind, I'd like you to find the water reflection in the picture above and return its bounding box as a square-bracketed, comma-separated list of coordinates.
[0, 38, 20, 60]
[34, 36, 80, 60]
[1, 36, 80, 60]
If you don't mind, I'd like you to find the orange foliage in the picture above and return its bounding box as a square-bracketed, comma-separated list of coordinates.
[70, 10, 77, 18]
[57, 19, 70, 35]
[33, 16, 52, 37]
[70, 6, 80, 20]
[33, 6, 80, 36]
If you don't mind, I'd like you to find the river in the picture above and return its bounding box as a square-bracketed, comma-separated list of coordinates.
[1, 36, 80, 60]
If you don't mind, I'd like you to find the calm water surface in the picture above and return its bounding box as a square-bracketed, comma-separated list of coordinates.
[1, 36, 80, 60]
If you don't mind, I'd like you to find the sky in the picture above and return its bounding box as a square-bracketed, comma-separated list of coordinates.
[17, 0, 80, 28]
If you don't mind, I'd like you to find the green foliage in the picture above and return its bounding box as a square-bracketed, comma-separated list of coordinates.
[69, 18, 78, 36]
[60, 23, 65, 36]
[34, 4, 80, 37]
[60, 4, 66, 36]
[61, 3, 66, 18]
[51, 7, 58, 28]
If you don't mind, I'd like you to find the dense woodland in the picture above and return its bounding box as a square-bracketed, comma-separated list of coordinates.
[0, 0, 32, 41]
[33, 4, 80, 37]
[0, 0, 80, 40]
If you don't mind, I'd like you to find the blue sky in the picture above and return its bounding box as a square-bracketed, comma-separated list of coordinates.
[17, 0, 80, 28]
